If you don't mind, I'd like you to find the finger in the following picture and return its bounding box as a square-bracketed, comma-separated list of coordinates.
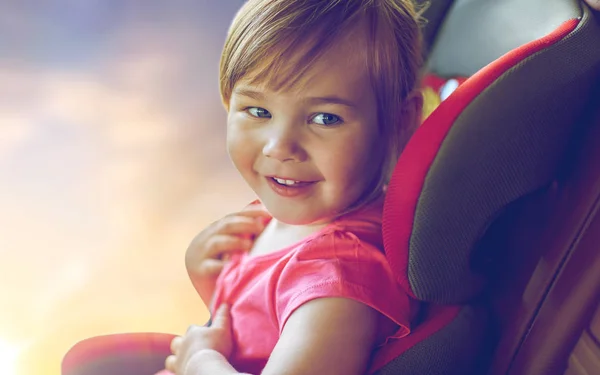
[199, 258, 225, 276]
[170, 336, 182, 354]
[211, 304, 231, 330]
[216, 215, 267, 236]
[186, 324, 202, 334]
[165, 355, 177, 373]
[236, 205, 272, 218]
[205, 234, 253, 258]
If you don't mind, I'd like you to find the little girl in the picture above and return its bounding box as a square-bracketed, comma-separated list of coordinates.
[164, 0, 424, 374]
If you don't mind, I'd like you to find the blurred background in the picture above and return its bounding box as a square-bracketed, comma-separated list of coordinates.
[0, 1, 257, 374]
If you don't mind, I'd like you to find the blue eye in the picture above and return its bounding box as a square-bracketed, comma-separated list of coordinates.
[312, 113, 341, 126]
[247, 107, 271, 118]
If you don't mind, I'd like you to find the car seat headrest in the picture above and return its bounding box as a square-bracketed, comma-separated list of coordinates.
[382, 4, 600, 304]
[427, 0, 582, 77]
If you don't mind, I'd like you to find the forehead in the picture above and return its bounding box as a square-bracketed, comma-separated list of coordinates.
[239, 22, 372, 97]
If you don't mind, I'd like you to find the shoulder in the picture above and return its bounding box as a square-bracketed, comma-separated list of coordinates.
[334, 195, 384, 232]
[296, 198, 386, 260]
[254, 197, 412, 348]
[276, 198, 410, 333]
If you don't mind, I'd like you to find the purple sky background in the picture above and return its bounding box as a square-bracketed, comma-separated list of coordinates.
[0, 2, 260, 374]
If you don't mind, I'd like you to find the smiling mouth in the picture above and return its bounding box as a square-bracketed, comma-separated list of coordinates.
[265, 176, 316, 198]
[268, 176, 316, 187]
[272, 177, 302, 186]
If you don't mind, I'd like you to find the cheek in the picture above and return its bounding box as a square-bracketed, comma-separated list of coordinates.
[225, 131, 239, 161]
[339, 132, 382, 188]
[322, 135, 378, 187]
[226, 120, 254, 171]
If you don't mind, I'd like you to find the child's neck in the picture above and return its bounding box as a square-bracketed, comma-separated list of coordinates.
[249, 218, 330, 257]
[269, 218, 329, 232]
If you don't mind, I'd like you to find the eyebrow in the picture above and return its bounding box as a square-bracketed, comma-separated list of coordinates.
[305, 96, 358, 109]
[233, 87, 358, 109]
[233, 87, 265, 101]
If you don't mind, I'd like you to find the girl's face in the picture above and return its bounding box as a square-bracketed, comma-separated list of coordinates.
[226, 34, 383, 226]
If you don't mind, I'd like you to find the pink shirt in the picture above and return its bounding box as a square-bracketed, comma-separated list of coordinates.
[211, 200, 414, 374]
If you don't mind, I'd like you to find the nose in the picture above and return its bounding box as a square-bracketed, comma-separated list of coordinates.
[262, 122, 307, 163]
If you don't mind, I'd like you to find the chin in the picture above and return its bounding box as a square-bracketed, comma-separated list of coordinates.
[268, 209, 320, 226]
[261, 202, 332, 226]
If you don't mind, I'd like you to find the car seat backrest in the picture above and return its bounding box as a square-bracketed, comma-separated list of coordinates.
[383, 1, 600, 305]
[372, 1, 600, 374]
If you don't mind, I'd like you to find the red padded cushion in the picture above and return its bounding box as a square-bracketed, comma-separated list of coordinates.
[62, 333, 174, 375]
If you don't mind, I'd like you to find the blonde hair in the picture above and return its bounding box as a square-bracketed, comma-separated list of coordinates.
[220, 0, 424, 213]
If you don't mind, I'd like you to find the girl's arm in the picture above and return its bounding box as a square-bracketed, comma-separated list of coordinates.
[184, 350, 249, 375]
[188, 297, 381, 375]
[262, 297, 380, 375]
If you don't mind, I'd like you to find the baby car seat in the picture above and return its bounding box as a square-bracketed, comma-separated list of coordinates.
[371, 0, 600, 374]
[61, 1, 600, 374]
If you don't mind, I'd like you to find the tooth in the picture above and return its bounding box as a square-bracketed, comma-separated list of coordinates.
[273, 177, 303, 186]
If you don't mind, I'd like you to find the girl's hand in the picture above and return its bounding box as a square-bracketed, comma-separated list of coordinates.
[165, 304, 234, 375]
[186, 206, 270, 305]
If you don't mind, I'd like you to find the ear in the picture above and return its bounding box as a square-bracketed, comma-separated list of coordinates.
[397, 90, 424, 145]
[403, 90, 425, 127]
